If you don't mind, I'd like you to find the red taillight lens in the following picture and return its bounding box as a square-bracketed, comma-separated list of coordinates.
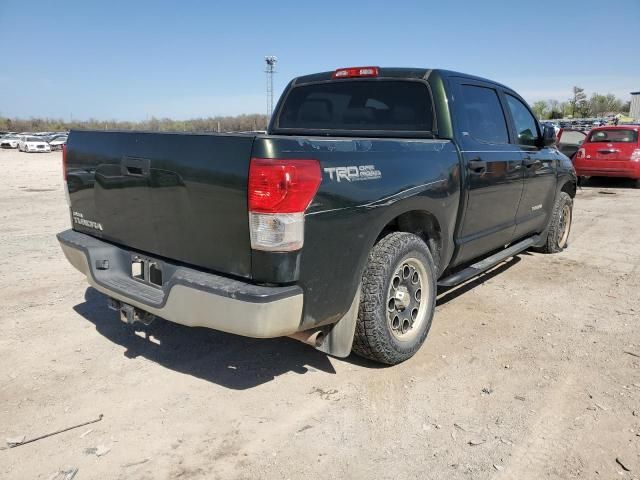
[248, 158, 321, 213]
[62, 144, 68, 180]
[576, 148, 585, 159]
[332, 66, 379, 79]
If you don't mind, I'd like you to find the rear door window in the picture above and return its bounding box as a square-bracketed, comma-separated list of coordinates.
[458, 85, 509, 144]
[275, 80, 434, 135]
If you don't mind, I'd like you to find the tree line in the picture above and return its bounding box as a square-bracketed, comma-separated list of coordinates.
[531, 87, 631, 120]
[0, 87, 633, 132]
[0, 114, 269, 133]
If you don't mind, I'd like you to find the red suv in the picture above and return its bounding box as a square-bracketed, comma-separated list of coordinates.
[573, 126, 640, 185]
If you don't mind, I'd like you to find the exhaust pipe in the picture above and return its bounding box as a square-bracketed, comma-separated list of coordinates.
[288, 329, 325, 348]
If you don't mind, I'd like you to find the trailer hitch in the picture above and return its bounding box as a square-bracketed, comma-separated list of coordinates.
[108, 298, 155, 326]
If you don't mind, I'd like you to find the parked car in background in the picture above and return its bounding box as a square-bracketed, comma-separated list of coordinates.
[1, 134, 21, 148]
[18, 136, 52, 153]
[556, 128, 587, 159]
[574, 126, 640, 186]
[48, 135, 68, 150]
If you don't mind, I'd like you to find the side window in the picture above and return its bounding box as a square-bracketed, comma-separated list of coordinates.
[505, 94, 540, 147]
[459, 85, 509, 144]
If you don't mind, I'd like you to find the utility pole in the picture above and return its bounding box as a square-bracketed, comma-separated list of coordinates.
[265, 56, 277, 120]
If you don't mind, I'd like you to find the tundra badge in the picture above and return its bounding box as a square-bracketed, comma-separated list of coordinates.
[72, 211, 103, 231]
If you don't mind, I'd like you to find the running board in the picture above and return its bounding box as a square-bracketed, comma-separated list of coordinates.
[437, 235, 540, 287]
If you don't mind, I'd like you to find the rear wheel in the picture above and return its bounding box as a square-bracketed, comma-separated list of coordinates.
[352, 232, 437, 365]
[534, 192, 573, 254]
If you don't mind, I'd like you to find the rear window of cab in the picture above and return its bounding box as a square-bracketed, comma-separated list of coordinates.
[587, 129, 638, 143]
[275, 80, 434, 136]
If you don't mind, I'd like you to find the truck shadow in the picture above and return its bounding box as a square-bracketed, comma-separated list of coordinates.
[581, 177, 638, 189]
[73, 287, 337, 390]
[74, 256, 527, 381]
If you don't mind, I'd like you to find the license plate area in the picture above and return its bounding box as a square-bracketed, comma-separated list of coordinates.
[596, 148, 620, 161]
[131, 255, 163, 288]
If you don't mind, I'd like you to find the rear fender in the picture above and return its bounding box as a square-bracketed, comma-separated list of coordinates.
[301, 193, 458, 355]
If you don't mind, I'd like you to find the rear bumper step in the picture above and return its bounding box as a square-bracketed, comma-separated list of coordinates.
[438, 235, 540, 287]
[57, 229, 304, 338]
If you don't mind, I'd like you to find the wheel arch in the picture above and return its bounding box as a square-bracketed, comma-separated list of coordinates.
[376, 209, 444, 273]
[560, 179, 577, 198]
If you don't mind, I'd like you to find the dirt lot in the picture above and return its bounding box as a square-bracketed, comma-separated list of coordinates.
[0, 149, 639, 480]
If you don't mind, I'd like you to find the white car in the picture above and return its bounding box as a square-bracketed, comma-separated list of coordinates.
[18, 136, 52, 153]
[48, 135, 68, 151]
[0, 134, 21, 149]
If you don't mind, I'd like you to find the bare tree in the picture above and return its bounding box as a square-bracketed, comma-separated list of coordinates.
[568, 86, 588, 117]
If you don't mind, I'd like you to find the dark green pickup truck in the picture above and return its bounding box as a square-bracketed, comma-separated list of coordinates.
[58, 67, 576, 365]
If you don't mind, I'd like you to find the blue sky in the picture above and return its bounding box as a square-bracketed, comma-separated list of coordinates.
[1, 0, 638, 120]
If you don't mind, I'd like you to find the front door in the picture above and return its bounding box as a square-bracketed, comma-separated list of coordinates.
[453, 81, 525, 265]
[503, 92, 558, 238]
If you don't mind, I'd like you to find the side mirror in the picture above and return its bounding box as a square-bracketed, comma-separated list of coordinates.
[542, 124, 556, 147]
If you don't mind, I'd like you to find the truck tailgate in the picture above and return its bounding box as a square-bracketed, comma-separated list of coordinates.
[65, 130, 255, 278]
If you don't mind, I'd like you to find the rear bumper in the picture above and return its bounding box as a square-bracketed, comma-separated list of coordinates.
[57, 229, 304, 338]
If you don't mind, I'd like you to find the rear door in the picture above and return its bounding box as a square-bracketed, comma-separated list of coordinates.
[452, 80, 525, 264]
[502, 92, 558, 238]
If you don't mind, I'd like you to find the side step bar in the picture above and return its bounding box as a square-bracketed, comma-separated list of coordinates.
[437, 235, 540, 287]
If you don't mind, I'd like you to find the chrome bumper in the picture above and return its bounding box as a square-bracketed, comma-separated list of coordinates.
[57, 230, 304, 338]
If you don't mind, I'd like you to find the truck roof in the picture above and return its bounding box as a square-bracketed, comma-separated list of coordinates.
[292, 67, 511, 91]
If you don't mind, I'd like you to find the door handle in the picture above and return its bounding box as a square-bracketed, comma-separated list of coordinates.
[121, 157, 151, 177]
[468, 159, 487, 173]
[523, 156, 541, 168]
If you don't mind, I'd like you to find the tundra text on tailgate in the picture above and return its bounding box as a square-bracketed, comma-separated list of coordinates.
[58, 67, 577, 365]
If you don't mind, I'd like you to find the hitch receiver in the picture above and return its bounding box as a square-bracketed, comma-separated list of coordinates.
[109, 298, 155, 326]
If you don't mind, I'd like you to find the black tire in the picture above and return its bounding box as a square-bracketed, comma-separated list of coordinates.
[534, 192, 573, 254]
[352, 232, 437, 365]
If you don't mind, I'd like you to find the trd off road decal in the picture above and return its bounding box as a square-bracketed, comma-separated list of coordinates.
[324, 165, 382, 182]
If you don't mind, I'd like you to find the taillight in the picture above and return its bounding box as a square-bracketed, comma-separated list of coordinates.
[62, 144, 68, 180]
[332, 66, 379, 79]
[631, 148, 640, 162]
[576, 148, 585, 159]
[248, 158, 321, 252]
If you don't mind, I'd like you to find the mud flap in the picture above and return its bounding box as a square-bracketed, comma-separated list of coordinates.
[315, 285, 361, 358]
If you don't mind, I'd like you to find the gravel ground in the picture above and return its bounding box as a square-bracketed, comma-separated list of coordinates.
[0, 149, 639, 480]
